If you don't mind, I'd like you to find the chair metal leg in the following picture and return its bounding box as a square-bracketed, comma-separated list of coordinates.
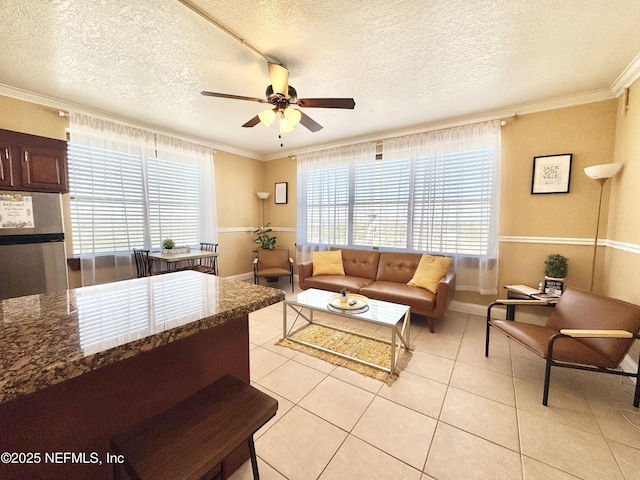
[248, 436, 260, 480]
[485, 302, 500, 357]
[635, 347, 640, 408]
[543, 355, 553, 406]
[484, 322, 491, 357]
[543, 333, 565, 406]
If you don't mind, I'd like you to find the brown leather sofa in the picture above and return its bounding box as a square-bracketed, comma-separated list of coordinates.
[298, 248, 456, 332]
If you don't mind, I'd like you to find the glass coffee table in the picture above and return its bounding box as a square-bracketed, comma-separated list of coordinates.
[283, 288, 411, 374]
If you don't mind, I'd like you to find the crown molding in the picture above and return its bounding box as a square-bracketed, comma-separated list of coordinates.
[0, 81, 621, 163]
[611, 51, 640, 96]
[267, 89, 615, 161]
[0, 83, 262, 160]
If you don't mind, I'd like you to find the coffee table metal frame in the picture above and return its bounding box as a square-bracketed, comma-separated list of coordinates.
[283, 289, 411, 374]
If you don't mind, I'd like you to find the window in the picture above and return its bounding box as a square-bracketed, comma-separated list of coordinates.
[67, 114, 216, 256]
[297, 121, 501, 293]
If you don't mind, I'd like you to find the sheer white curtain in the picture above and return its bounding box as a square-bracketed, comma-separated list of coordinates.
[68, 114, 217, 286]
[154, 134, 217, 246]
[296, 122, 501, 294]
[69, 113, 154, 285]
[382, 121, 501, 294]
[296, 142, 377, 262]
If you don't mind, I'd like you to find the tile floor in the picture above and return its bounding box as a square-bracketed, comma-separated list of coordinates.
[231, 281, 640, 480]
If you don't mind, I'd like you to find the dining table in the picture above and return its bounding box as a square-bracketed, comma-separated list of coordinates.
[149, 248, 218, 271]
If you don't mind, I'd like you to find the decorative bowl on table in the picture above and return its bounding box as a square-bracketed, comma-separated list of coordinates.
[328, 293, 369, 310]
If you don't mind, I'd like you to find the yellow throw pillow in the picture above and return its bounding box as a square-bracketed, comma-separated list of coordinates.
[407, 254, 453, 293]
[312, 250, 345, 276]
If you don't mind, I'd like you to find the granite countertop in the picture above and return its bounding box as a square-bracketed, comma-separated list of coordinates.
[0, 271, 285, 404]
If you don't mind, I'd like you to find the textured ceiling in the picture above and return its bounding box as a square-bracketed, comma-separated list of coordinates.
[1, 1, 640, 159]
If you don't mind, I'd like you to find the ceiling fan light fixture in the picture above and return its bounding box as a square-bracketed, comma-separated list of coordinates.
[258, 108, 276, 127]
[284, 107, 301, 127]
[279, 115, 295, 133]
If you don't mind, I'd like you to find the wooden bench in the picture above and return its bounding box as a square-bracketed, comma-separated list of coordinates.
[110, 374, 278, 480]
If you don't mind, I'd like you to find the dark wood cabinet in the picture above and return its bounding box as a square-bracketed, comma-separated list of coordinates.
[0, 142, 14, 188]
[0, 129, 68, 193]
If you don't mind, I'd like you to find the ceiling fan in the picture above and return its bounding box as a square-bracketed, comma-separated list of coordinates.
[201, 63, 355, 133]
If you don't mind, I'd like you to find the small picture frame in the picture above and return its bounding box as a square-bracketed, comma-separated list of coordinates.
[274, 182, 288, 204]
[531, 153, 572, 194]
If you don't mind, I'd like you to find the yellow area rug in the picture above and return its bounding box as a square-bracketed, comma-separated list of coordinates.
[277, 322, 412, 384]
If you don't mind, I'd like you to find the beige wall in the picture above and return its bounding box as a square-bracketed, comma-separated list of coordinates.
[261, 156, 298, 261]
[214, 150, 265, 276]
[608, 80, 640, 305]
[608, 81, 640, 360]
[493, 100, 618, 301]
[0, 96, 67, 140]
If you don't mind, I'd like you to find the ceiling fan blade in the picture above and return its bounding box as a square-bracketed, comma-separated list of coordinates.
[201, 91, 266, 103]
[242, 115, 261, 128]
[299, 111, 323, 132]
[268, 63, 289, 96]
[296, 98, 355, 109]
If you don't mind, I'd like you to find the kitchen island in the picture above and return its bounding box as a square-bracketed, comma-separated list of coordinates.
[0, 271, 285, 479]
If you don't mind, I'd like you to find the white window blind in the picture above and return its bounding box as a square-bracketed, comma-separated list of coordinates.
[68, 143, 146, 254]
[304, 163, 351, 245]
[147, 157, 200, 248]
[353, 158, 410, 248]
[412, 147, 495, 255]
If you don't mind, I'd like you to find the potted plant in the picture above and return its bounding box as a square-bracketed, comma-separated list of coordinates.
[252, 223, 277, 253]
[339, 288, 349, 305]
[162, 238, 175, 253]
[543, 253, 568, 295]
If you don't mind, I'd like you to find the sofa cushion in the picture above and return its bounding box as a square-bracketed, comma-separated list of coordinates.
[407, 254, 453, 293]
[375, 252, 422, 283]
[360, 281, 436, 312]
[332, 247, 380, 279]
[303, 275, 374, 293]
[312, 250, 345, 276]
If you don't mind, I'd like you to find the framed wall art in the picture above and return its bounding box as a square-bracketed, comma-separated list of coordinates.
[274, 182, 288, 204]
[531, 153, 573, 194]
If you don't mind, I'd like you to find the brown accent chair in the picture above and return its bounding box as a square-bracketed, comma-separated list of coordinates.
[485, 287, 640, 407]
[253, 249, 294, 292]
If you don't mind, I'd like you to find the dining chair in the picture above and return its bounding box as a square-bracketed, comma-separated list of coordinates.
[253, 248, 294, 292]
[190, 242, 218, 275]
[486, 287, 640, 407]
[133, 249, 169, 277]
[133, 249, 153, 277]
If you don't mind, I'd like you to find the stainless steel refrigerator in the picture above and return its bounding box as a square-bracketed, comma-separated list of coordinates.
[0, 191, 69, 299]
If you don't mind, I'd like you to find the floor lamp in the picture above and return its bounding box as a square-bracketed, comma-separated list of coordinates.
[584, 163, 622, 291]
[257, 191, 270, 226]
